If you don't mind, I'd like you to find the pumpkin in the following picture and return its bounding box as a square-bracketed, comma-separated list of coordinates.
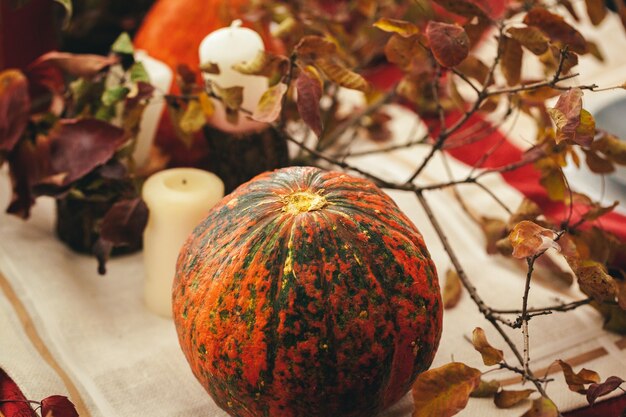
[172, 166, 442, 417]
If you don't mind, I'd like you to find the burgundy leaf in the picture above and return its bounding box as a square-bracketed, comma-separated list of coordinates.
[426, 21, 470, 67]
[0, 367, 38, 417]
[24, 59, 65, 114]
[0, 70, 30, 152]
[30, 51, 118, 79]
[7, 138, 53, 219]
[41, 395, 78, 417]
[296, 69, 323, 137]
[547, 88, 594, 146]
[48, 119, 127, 185]
[93, 238, 114, 275]
[97, 160, 128, 180]
[524, 8, 587, 54]
[99, 197, 148, 247]
[586, 376, 624, 405]
[125, 81, 155, 110]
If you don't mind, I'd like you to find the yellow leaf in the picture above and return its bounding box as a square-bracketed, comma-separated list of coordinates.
[374, 18, 420, 37]
[179, 100, 206, 134]
[521, 397, 559, 417]
[412, 362, 481, 417]
[314, 58, 370, 92]
[471, 327, 504, 366]
[252, 83, 288, 124]
[470, 379, 500, 398]
[443, 269, 462, 309]
[198, 92, 214, 118]
[494, 389, 535, 408]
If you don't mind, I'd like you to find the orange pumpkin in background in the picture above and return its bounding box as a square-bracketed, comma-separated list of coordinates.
[133, 0, 279, 167]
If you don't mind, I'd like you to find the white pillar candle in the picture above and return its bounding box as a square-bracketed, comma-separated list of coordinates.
[133, 51, 173, 168]
[142, 168, 224, 317]
[199, 19, 268, 134]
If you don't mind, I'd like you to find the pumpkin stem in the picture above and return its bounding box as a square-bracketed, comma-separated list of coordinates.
[283, 191, 327, 214]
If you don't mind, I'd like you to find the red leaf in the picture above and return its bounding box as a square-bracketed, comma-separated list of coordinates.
[426, 22, 470, 67]
[30, 51, 118, 79]
[0, 70, 30, 152]
[47, 119, 127, 185]
[548, 89, 594, 147]
[586, 376, 624, 404]
[296, 68, 323, 137]
[99, 198, 148, 246]
[0, 367, 38, 417]
[41, 396, 79, 417]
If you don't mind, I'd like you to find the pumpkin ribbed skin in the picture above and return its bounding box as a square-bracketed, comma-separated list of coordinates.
[173, 166, 442, 417]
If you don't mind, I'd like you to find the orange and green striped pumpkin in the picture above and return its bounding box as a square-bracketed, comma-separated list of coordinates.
[172, 166, 442, 417]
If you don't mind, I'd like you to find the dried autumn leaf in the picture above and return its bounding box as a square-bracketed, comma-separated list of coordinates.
[426, 22, 470, 67]
[456, 55, 490, 85]
[500, 36, 523, 86]
[443, 269, 462, 309]
[556, 359, 600, 393]
[548, 89, 595, 147]
[412, 362, 481, 417]
[296, 67, 323, 137]
[521, 396, 558, 417]
[507, 27, 549, 55]
[524, 8, 587, 54]
[32, 51, 118, 78]
[593, 132, 626, 165]
[573, 261, 616, 302]
[41, 395, 79, 417]
[232, 51, 288, 79]
[199, 62, 220, 75]
[179, 100, 206, 134]
[432, 0, 488, 19]
[583, 149, 614, 174]
[198, 92, 214, 118]
[48, 119, 127, 185]
[384, 34, 424, 70]
[252, 83, 288, 123]
[508, 199, 542, 228]
[314, 58, 369, 92]
[585, 0, 607, 26]
[0, 69, 30, 152]
[470, 379, 500, 398]
[494, 389, 535, 408]
[520, 86, 561, 104]
[538, 165, 567, 201]
[295, 36, 337, 58]
[100, 198, 148, 246]
[586, 376, 624, 404]
[471, 327, 504, 365]
[0, 367, 38, 417]
[509, 220, 558, 259]
[211, 84, 243, 111]
[374, 18, 420, 37]
[586, 41, 604, 62]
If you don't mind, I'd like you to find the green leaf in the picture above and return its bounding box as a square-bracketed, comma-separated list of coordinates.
[374, 18, 420, 37]
[252, 83, 288, 123]
[129, 62, 150, 83]
[412, 362, 481, 417]
[101, 86, 130, 106]
[111, 32, 134, 55]
[54, 0, 72, 28]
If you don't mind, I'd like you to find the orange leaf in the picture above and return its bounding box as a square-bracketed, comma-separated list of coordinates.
[295, 36, 337, 58]
[507, 26, 549, 55]
[494, 389, 535, 408]
[0, 69, 30, 152]
[314, 59, 369, 92]
[572, 261, 616, 302]
[584, 0, 607, 26]
[500, 36, 523, 86]
[521, 397, 559, 417]
[524, 8, 587, 54]
[556, 359, 600, 393]
[412, 362, 481, 417]
[470, 379, 500, 398]
[471, 327, 504, 366]
[443, 269, 462, 309]
[426, 22, 469, 68]
[508, 220, 558, 259]
[384, 34, 424, 70]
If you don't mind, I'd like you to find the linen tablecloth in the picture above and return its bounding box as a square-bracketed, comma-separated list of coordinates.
[2, 7, 626, 417]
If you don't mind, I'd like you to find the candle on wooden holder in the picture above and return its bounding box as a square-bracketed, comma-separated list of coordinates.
[133, 50, 173, 168]
[199, 19, 267, 133]
[142, 168, 224, 317]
